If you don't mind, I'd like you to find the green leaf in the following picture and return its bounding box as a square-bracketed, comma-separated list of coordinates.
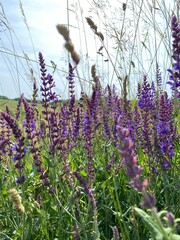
[170, 234, 180, 240]
[134, 207, 163, 240]
[79, 170, 87, 177]
[175, 218, 180, 223]
[25, 216, 32, 240]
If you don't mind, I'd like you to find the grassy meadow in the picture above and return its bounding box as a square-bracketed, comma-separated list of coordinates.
[0, 99, 24, 116]
[0, 1, 180, 240]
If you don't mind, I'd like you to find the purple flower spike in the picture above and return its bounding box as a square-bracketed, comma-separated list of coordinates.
[140, 193, 156, 209]
[167, 15, 180, 98]
[73, 171, 97, 212]
[157, 93, 174, 167]
[138, 76, 153, 110]
[1, 112, 26, 184]
[166, 212, 175, 227]
[116, 116, 156, 209]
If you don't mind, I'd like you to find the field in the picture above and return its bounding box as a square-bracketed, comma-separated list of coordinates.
[0, 1, 180, 240]
[0, 99, 23, 116]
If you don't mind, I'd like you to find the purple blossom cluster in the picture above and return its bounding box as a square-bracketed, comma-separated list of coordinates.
[157, 93, 175, 168]
[167, 15, 180, 98]
[134, 76, 176, 171]
[1, 112, 26, 183]
[68, 63, 75, 116]
[0, 52, 178, 190]
[116, 116, 156, 209]
[73, 170, 97, 212]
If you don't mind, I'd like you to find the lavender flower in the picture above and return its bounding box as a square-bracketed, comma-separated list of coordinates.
[72, 108, 80, 139]
[39, 52, 59, 147]
[138, 76, 153, 110]
[112, 226, 120, 240]
[106, 84, 113, 109]
[90, 82, 101, 126]
[83, 110, 94, 182]
[167, 15, 180, 98]
[39, 52, 56, 122]
[1, 112, 26, 184]
[73, 171, 96, 211]
[15, 174, 26, 184]
[0, 139, 9, 155]
[22, 95, 36, 140]
[83, 111, 92, 148]
[157, 93, 174, 168]
[166, 212, 175, 228]
[0, 117, 13, 157]
[137, 76, 154, 156]
[102, 109, 111, 139]
[116, 116, 156, 209]
[15, 97, 22, 120]
[68, 63, 75, 99]
[156, 63, 162, 91]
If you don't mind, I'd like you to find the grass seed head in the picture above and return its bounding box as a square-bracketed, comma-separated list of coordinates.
[86, 17, 97, 32]
[65, 41, 74, 53]
[8, 188, 25, 214]
[71, 51, 80, 65]
[56, 24, 70, 41]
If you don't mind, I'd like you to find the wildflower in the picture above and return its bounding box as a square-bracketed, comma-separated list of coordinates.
[39, 52, 59, 143]
[83, 110, 94, 181]
[137, 76, 154, 155]
[68, 63, 75, 116]
[166, 212, 175, 228]
[156, 63, 162, 91]
[0, 139, 9, 154]
[167, 15, 180, 98]
[116, 116, 156, 209]
[138, 76, 153, 110]
[15, 174, 26, 184]
[72, 108, 80, 139]
[1, 112, 26, 183]
[22, 95, 36, 139]
[112, 226, 120, 240]
[140, 193, 156, 209]
[15, 97, 22, 120]
[103, 109, 111, 139]
[157, 93, 174, 168]
[73, 171, 96, 211]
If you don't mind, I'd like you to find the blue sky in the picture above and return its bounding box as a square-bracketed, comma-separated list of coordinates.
[0, 0, 175, 99]
[0, 0, 91, 99]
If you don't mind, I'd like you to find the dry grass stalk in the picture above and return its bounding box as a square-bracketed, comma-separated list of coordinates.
[56, 24, 80, 65]
[86, 17, 104, 41]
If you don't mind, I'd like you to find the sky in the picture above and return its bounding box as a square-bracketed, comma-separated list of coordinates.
[0, 0, 111, 99]
[0, 0, 82, 99]
[0, 0, 176, 99]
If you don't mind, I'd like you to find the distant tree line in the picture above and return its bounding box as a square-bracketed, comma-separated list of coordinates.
[0, 96, 31, 102]
[0, 95, 9, 100]
[0, 95, 68, 105]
